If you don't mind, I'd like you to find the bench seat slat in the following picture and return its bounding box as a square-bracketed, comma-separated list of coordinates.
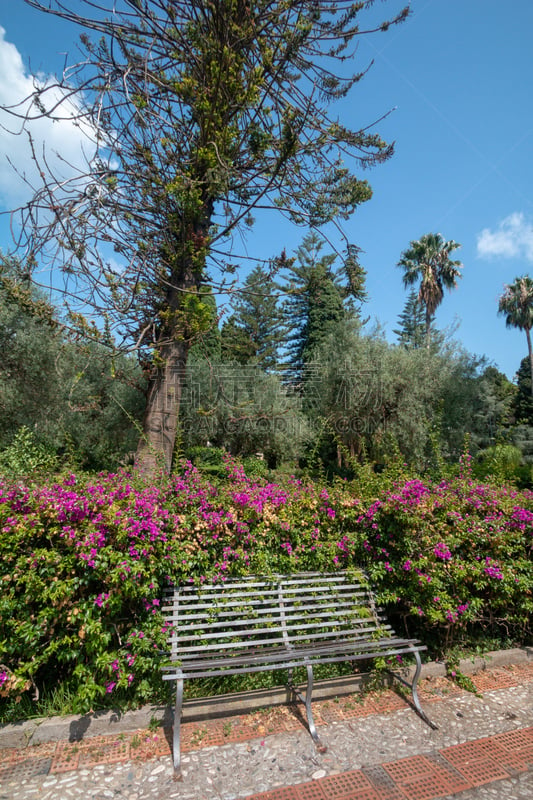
[162, 638, 424, 680]
[167, 636, 422, 666]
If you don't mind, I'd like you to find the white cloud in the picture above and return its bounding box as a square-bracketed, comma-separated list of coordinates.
[0, 26, 94, 210]
[476, 212, 533, 263]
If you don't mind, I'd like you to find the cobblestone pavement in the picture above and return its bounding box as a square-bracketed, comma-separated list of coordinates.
[0, 663, 532, 800]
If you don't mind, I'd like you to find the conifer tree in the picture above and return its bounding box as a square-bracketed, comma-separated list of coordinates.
[282, 233, 348, 383]
[227, 264, 286, 371]
[394, 290, 431, 349]
[4, 0, 408, 473]
[220, 317, 256, 365]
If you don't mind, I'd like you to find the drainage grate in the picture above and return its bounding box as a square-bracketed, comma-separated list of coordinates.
[450, 757, 511, 787]
[361, 765, 406, 800]
[0, 757, 52, 783]
[313, 770, 378, 799]
[383, 755, 435, 782]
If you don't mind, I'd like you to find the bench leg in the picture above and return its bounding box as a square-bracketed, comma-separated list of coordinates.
[410, 651, 438, 731]
[287, 664, 320, 744]
[172, 677, 184, 779]
[386, 651, 437, 730]
[304, 664, 319, 741]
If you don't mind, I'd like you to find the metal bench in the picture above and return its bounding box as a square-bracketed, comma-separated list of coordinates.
[161, 570, 436, 776]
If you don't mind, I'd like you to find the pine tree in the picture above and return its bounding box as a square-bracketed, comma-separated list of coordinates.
[344, 244, 369, 316]
[226, 264, 286, 371]
[4, 0, 408, 475]
[282, 233, 348, 383]
[394, 290, 430, 349]
[220, 317, 256, 365]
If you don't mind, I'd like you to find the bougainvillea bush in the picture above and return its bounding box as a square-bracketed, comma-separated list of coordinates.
[0, 457, 531, 721]
[353, 471, 533, 650]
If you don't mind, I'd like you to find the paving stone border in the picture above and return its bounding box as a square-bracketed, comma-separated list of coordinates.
[0, 645, 531, 753]
[240, 727, 533, 800]
[0, 663, 532, 800]
[1, 647, 531, 750]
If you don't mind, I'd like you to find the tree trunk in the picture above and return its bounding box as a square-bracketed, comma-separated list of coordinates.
[526, 327, 533, 398]
[134, 207, 212, 478]
[135, 338, 189, 476]
[425, 306, 432, 350]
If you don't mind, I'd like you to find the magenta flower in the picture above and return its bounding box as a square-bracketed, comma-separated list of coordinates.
[434, 543, 452, 561]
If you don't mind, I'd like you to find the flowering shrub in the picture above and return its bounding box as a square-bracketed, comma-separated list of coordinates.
[354, 477, 533, 648]
[0, 458, 531, 719]
[0, 459, 360, 716]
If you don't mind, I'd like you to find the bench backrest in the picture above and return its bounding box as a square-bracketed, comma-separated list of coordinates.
[163, 571, 392, 665]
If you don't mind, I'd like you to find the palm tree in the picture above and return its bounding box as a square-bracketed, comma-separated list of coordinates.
[397, 233, 462, 348]
[498, 276, 533, 397]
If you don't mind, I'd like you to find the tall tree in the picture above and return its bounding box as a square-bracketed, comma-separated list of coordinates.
[220, 317, 256, 365]
[3, 0, 408, 474]
[344, 244, 369, 319]
[227, 263, 286, 371]
[282, 232, 351, 383]
[397, 233, 463, 348]
[394, 289, 430, 350]
[512, 356, 533, 423]
[498, 276, 533, 398]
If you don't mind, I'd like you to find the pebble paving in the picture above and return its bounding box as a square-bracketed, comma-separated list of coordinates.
[0, 663, 532, 800]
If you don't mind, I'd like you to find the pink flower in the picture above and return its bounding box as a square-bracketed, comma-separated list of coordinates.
[94, 593, 109, 608]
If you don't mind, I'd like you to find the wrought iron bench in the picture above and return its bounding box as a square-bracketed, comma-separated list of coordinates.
[161, 570, 436, 776]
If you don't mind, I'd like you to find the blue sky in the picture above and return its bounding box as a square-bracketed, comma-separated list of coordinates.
[1, 0, 532, 379]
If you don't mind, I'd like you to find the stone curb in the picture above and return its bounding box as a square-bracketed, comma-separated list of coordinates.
[1, 646, 531, 749]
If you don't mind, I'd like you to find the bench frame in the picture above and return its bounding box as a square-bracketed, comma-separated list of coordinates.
[162, 571, 436, 777]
